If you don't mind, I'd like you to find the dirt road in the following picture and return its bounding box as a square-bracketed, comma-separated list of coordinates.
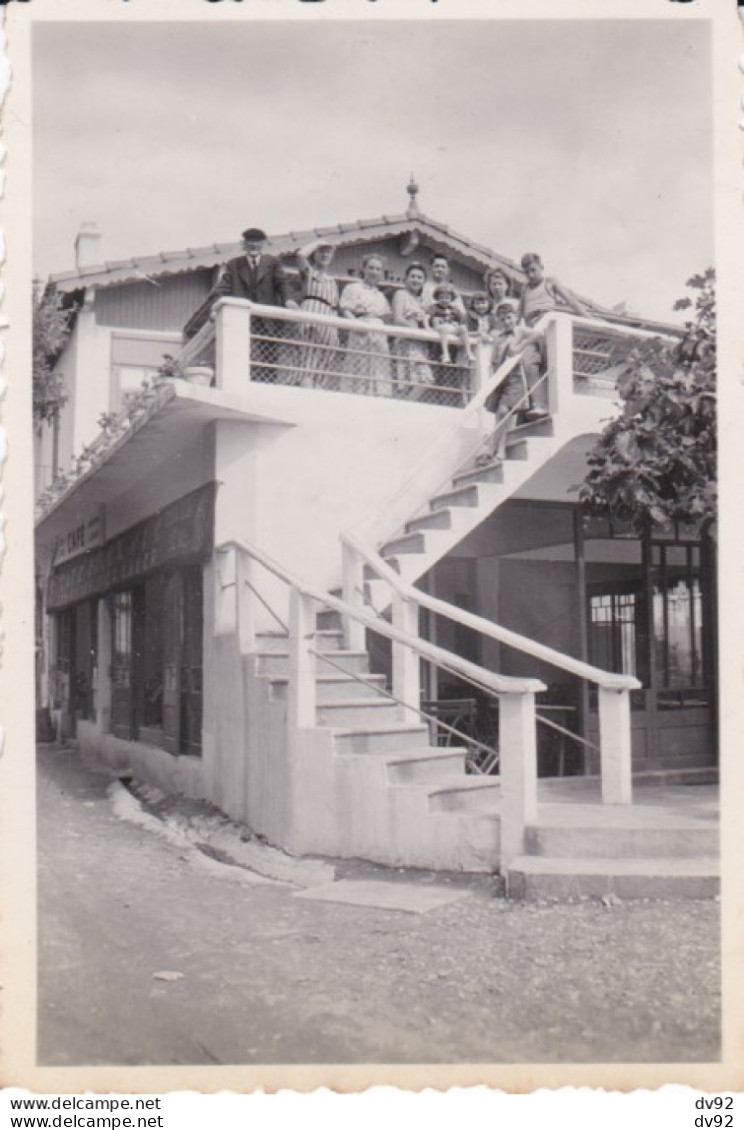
[37, 744, 720, 1066]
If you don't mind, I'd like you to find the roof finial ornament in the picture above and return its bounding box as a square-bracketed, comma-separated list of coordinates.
[406, 173, 420, 218]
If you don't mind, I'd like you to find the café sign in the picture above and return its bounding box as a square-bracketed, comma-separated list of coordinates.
[52, 506, 106, 566]
[47, 484, 216, 611]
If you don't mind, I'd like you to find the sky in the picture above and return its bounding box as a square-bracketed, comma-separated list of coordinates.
[32, 18, 713, 323]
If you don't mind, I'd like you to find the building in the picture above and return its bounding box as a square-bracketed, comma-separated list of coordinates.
[34, 185, 717, 892]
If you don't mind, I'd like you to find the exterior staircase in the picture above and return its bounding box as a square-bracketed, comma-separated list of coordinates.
[365, 417, 556, 610]
[248, 607, 719, 896]
[508, 780, 720, 900]
[251, 606, 503, 872]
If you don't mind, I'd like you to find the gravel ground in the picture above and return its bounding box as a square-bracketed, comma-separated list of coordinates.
[37, 744, 720, 1066]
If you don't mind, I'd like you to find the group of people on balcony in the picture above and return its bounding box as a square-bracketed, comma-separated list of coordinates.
[204, 226, 588, 413]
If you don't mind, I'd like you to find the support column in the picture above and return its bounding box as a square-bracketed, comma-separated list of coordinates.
[544, 313, 573, 414]
[498, 690, 539, 866]
[573, 508, 591, 768]
[288, 587, 317, 730]
[214, 300, 250, 395]
[598, 687, 633, 804]
[341, 541, 366, 651]
[391, 594, 420, 720]
[235, 549, 256, 655]
[214, 546, 238, 636]
[473, 337, 492, 397]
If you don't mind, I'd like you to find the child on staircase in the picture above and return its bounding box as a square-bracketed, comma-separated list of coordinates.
[478, 303, 543, 466]
[517, 252, 587, 418]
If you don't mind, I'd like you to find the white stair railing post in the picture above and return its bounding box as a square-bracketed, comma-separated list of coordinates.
[598, 686, 633, 804]
[214, 545, 238, 636]
[472, 337, 492, 397]
[544, 312, 574, 414]
[341, 541, 366, 651]
[214, 299, 251, 395]
[288, 586, 317, 730]
[392, 593, 420, 721]
[235, 548, 256, 654]
[498, 690, 539, 867]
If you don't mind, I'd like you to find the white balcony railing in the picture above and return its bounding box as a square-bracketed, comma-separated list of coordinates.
[199, 298, 479, 407]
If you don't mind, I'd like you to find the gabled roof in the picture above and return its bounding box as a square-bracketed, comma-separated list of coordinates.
[47, 206, 681, 335]
[49, 210, 525, 294]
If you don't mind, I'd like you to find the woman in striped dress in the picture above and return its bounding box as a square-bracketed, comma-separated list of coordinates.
[296, 240, 341, 388]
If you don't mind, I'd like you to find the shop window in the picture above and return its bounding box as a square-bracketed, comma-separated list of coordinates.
[589, 541, 707, 710]
[111, 589, 143, 740]
[52, 601, 98, 724]
[590, 591, 636, 676]
[112, 568, 203, 755]
[652, 542, 706, 706]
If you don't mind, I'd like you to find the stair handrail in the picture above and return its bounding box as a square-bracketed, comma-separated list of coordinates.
[216, 536, 544, 699]
[341, 531, 640, 694]
[217, 535, 549, 864]
[340, 531, 637, 807]
[349, 318, 554, 545]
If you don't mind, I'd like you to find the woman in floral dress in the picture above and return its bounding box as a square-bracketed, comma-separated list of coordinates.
[296, 239, 341, 388]
[391, 262, 434, 398]
[339, 254, 392, 395]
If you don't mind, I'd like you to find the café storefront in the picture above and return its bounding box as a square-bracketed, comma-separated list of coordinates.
[46, 483, 216, 756]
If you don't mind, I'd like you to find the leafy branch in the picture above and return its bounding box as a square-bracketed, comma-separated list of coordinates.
[579, 270, 716, 535]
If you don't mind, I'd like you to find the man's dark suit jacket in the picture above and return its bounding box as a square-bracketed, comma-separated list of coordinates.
[213, 254, 290, 307]
[183, 253, 290, 338]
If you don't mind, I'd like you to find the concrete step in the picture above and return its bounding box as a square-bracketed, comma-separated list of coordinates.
[452, 461, 505, 489]
[430, 484, 480, 511]
[405, 509, 453, 535]
[503, 438, 529, 461]
[255, 629, 348, 655]
[318, 697, 400, 727]
[509, 416, 555, 439]
[524, 821, 719, 861]
[332, 723, 432, 755]
[271, 673, 387, 704]
[426, 775, 501, 813]
[316, 608, 342, 631]
[255, 631, 289, 653]
[384, 748, 468, 783]
[381, 531, 426, 557]
[315, 629, 346, 652]
[255, 648, 371, 677]
[505, 855, 720, 901]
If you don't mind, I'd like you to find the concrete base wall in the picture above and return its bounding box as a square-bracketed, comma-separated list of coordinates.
[76, 719, 206, 798]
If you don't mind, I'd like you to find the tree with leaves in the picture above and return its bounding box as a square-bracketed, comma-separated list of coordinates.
[33, 280, 74, 431]
[580, 269, 716, 535]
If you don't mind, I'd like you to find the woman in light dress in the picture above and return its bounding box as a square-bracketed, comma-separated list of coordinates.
[295, 239, 341, 388]
[391, 262, 434, 398]
[339, 254, 392, 395]
[484, 267, 519, 330]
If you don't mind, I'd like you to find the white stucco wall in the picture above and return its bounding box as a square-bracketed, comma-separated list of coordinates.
[212, 382, 481, 617]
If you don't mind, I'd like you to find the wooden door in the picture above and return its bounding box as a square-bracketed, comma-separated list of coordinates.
[110, 591, 135, 739]
[161, 571, 183, 754]
[180, 567, 203, 756]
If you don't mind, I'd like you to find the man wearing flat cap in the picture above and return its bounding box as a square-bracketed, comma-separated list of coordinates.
[212, 227, 292, 308]
[183, 227, 294, 344]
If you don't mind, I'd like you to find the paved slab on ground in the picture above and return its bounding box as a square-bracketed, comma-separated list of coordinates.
[294, 879, 474, 914]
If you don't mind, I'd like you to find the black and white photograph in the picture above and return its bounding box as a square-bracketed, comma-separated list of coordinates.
[2, 0, 742, 1100]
